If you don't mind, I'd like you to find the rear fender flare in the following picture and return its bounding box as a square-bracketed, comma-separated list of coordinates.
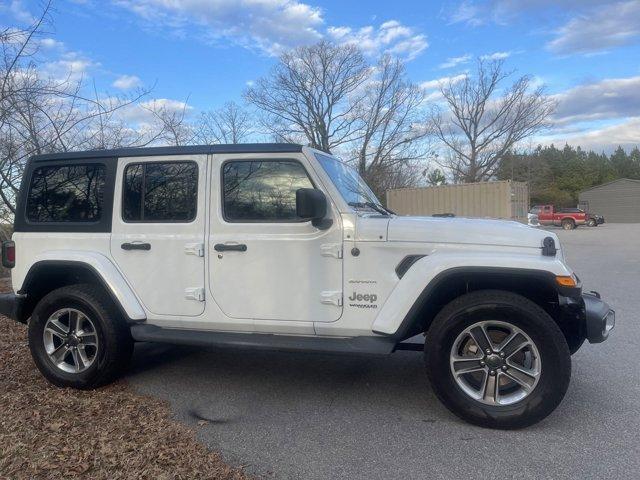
[18, 251, 146, 321]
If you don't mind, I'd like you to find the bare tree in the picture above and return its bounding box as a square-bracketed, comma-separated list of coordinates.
[143, 98, 194, 146]
[195, 101, 252, 144]
[244, 41, 370, 152]
[431, 59, 556, 183]
[0, 4, 57, 224]
[0, 3, 160, 221]
[351, 55, 430, 197]
[1, 1, 52, 110]
[86, 82, 163, 150]
[0, 67, 154, 216]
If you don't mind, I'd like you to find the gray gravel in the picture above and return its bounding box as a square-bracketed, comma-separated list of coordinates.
[127, 223, 640, 479]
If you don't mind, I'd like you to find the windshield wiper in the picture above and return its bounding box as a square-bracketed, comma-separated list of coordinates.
[348, 201, 391, 216]
[379, 204, 396, 215]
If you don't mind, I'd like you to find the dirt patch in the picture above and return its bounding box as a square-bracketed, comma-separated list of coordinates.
[0, 316, 251, 480]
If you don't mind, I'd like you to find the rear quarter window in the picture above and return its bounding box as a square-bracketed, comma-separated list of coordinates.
[26, 164, 106, 223]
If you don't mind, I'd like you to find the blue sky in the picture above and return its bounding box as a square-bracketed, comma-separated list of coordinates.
[2, 0, 640, 151]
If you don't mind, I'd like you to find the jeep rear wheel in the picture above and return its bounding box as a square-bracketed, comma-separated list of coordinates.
[28, 284, 133, 389]
[561, 218, 575, 230]
[424, 290, 571, 429]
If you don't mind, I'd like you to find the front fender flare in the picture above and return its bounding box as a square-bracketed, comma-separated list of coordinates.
[371, 252, 572, 337]
[18, 251, 146, 321]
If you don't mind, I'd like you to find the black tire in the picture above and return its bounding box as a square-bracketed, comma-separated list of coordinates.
[587, 218, 597, 227]
[561, 218, 575, 230]
[424, 290, 571, 429]
[28, 284, 133, 389]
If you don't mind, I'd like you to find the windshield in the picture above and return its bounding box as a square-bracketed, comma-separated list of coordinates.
[314, 153, 383, 209]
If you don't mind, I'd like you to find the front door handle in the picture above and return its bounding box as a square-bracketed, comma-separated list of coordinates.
[121, 242, 151, 251]
[214, 243, 247, 252]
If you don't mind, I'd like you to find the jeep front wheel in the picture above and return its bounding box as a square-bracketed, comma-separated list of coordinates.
[424, 290, 571, 429]
[28, 284, 133, 389]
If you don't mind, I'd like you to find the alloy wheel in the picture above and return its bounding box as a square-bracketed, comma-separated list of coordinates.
[43, 308, 99, 374]
[449, 320, 541, 406]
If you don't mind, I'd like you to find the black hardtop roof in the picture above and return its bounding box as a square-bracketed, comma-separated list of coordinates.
[30, 143, 304, 162]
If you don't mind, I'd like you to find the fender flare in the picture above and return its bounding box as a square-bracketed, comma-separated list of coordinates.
[18, 251, 146, 321]
[371, 253, 575, 338]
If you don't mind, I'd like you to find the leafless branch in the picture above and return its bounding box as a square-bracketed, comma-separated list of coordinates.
[431, 59, 556, 183]
[195, 101, 253, 144]
[348, 55, 432, 196]
[244, 41, 370, 153]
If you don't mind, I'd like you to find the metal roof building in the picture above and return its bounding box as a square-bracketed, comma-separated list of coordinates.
[579, 178, 640, 223]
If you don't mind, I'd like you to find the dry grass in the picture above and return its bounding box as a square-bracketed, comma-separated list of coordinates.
[0, 314, 250, 480]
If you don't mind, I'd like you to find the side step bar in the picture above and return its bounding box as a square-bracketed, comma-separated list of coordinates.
[130, 324, 398, 356]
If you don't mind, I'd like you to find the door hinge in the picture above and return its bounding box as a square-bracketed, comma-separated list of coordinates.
[185, 287, 205, 302]
[184, 243, 205, 257]
[320, 243, 343, 259]
[320, 291, 343, 307]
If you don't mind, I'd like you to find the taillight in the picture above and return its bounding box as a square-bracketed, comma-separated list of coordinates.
[2, 240, 15, 269]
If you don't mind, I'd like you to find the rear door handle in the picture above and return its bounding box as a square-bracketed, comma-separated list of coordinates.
[214, 243, 247, 252]
[121, 242, 151, 251]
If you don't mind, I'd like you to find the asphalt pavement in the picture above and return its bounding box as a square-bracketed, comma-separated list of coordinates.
[127, 223, 640, 479]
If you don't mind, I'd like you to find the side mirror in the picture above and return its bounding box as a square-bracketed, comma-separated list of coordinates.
[296, 188, 331, 229]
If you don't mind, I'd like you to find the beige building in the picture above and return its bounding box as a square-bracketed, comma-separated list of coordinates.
[386, 180, 529, 222]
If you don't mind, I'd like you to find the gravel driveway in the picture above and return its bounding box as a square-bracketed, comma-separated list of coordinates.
[127, 223, 640, 479]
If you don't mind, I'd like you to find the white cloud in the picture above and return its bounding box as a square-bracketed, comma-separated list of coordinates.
[547, 1, 640, 55]
[0, 0, 35, 24]
[41, 52, 97, 83]
[420, 73, 467, 91]
[109, 1, 430, 60]
[480, 51, 511, 60]
[327, 20, 428, 60]
[119, 98, 193, 124]
[140, 98, 192, 112]
[113, 0, 324, 55]
[553, 76, 640, 125]
[539, 75, 640, 151]
[40, 38, 65, 50]
[547, 117, 640, 151]
[449, 0, 610, 26]
[449, 1, 484, 26]
[439, 54, 471, 69]
[113, 74, 142, 89]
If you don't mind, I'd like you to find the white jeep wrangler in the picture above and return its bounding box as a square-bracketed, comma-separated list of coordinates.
[0, 144, 614, 429]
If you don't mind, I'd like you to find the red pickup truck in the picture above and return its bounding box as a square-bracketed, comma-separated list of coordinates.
[530, 205, 587, 230]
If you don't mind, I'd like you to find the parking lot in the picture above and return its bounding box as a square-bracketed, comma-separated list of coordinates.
[127, 223, 640, 479]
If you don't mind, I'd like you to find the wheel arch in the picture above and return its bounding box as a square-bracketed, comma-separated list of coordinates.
[373, 263, 580, 343]
[17, 257, 146, 324]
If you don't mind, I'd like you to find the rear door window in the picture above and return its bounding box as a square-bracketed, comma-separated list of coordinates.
[26, 164, 106, 223]
[122, 161, 198, 222]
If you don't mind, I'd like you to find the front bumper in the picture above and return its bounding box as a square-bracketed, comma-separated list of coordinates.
[582, 292, 615, 343]
[558, 290, 615, 351]
[0, 292, 26, 324]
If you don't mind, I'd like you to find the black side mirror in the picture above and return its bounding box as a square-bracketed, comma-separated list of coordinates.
[296, 188, 331, 229]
